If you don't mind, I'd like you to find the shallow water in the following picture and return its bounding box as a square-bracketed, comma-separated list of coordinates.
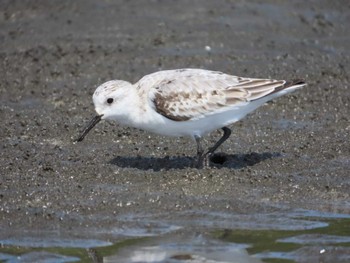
[1, 209, 349, 263]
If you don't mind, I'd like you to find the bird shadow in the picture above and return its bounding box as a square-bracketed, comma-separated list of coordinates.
[109, 152, 281, 171]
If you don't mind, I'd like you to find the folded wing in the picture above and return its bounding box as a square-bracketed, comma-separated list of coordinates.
[150, 70, 294, 121]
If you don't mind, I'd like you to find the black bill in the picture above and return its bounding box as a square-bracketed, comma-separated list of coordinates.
[75, 114, 103, 142]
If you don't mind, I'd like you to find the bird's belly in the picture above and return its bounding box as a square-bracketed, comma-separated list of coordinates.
[124, 101, 264, 138]
[137, 111, 242, 138]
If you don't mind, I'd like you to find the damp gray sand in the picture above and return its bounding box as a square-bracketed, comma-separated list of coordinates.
[0, 1, 349, 262]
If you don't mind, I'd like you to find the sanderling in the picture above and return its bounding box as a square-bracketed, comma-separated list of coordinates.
[76, 69, 306, 167]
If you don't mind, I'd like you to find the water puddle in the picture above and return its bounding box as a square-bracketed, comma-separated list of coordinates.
[0, 210, 349, 262]
[214, 216, 350, 263]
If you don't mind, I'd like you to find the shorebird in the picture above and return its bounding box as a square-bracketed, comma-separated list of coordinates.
[76, 69, 305, 167]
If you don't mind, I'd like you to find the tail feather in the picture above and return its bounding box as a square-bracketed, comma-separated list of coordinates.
[247, 78, 306, 104]
[270, 79, 306, 95]
[285, 79, 306, 88]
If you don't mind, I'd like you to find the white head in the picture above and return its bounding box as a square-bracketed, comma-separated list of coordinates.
[93, 80, 134, 119]
[76, 80, 134, 142]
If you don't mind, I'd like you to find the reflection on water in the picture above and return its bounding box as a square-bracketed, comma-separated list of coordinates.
[0, 210, 349, 263]
[105, 234, 261, 263]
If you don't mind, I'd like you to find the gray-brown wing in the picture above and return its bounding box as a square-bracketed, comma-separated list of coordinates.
[151, 73, 286, 121]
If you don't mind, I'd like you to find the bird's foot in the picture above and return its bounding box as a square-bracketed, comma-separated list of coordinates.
[193, 156, 204, 169]
[194, 153, 212, 169]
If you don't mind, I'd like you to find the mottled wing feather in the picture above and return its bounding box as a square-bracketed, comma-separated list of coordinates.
[150, 71, 287, 122]
[152, 78, 239, 121]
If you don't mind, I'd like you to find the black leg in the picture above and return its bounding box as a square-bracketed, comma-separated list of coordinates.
[195, 135, 203, 157]
[194, 135, 204, 168]
[205, 127, 231, 156]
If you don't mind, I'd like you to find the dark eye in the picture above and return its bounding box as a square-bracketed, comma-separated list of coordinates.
[106, 98, 114, 104]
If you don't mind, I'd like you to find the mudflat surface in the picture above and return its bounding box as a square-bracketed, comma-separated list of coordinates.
[0, 0, 349, 260]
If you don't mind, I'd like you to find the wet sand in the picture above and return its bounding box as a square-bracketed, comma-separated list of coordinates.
[0, 0, 349, 261]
